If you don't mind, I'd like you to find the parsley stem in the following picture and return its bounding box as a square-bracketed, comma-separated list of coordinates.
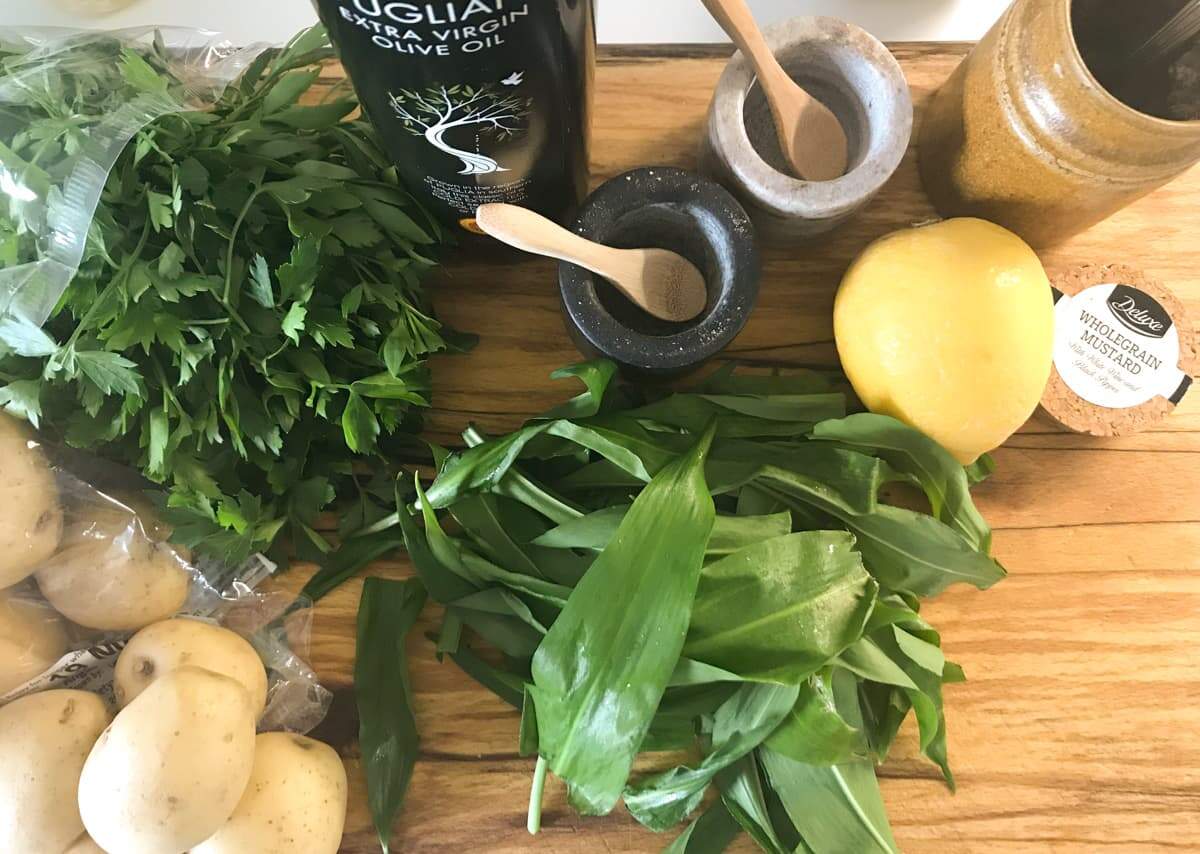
[65, 219, 151, 351]
[222, 186, 264, 305]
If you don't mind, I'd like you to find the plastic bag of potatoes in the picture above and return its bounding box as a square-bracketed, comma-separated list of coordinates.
[0, 415, 346, 852]
[0, 413, 329, 725]
[1, 635, 348, 853]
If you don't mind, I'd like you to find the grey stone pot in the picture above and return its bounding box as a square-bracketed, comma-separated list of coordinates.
[701, 17, 913, 240]
[559, 167, 760, 378]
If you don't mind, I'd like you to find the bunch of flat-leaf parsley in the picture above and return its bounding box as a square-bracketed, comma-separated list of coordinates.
[0, 27, 470, 566]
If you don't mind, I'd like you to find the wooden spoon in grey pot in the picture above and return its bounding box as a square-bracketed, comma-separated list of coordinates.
[701, 0, 849, 181]
[474, 203, 708, 323]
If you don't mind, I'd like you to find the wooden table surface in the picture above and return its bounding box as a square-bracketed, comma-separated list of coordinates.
[272, 44, 1200, 853]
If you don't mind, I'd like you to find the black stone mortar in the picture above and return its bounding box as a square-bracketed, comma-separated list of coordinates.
[558, 166, 760, 377]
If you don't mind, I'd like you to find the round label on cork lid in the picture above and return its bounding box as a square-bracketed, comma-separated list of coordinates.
[1041, 263, 1197, 437]
[1052, 283, 1190, 409]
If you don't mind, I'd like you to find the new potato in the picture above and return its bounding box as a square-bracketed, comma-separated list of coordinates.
[193, 732, 348, 854]
[64, 834, 107, 854]
[0, 414, 63, 589]
[115, 618, 269, 717]
[36, 498, 191, 631]
[0, 690, 111, 854]
[0, 591, 69, 695]
[834, 218, 1055, 463]
[78, 666, 256, 854]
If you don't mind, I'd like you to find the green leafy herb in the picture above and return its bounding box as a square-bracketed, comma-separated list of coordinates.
[528, 424, 717, 817]
[356, 577, 427, 854]
[0, 26, 467, 566]
[368, 360, 1002, 852]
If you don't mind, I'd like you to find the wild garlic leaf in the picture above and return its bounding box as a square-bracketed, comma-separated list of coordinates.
[625, 682, 799, 831]
[685, 532, 878, 683]
[356, 577, 427, 854]
[812, 413, 993, 552]
[759, 670, 900, 854]
[529, 424, 717, 816]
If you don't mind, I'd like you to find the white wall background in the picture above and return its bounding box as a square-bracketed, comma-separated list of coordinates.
[9, 0, 1010, 45]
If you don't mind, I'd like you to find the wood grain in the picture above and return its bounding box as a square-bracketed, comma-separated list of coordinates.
[286, 44, 1200, 852]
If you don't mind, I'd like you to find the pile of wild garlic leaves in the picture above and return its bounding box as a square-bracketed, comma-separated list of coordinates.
[0, 27, 464, 565]
[346, 360, 1005, 853]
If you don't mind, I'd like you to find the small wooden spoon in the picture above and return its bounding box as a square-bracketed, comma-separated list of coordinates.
[474, 203, 708, 323]
[701, 0, 849, 181]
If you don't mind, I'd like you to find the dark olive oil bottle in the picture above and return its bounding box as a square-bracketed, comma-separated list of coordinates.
[314, 0, 594, 233]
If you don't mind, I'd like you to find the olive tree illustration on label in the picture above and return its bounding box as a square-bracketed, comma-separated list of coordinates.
[390, 81, 530, 175]
[315, 0, 594, 231]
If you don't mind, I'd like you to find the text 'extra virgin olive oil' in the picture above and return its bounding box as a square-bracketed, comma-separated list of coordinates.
[315, 0, 594, 234]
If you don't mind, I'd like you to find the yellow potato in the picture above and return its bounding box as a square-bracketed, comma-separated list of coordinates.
[78, 666, 256, 854]
[0, 414, 63, 589]
[115, 618, 269, 717]
[0, 591, 69, 695]
[0, 690, 111, 854]
[64, 834, 107, 853]
[193, 732, 348, 854]
[35, 499, 191, 631]
[834, 218, 1055, 463]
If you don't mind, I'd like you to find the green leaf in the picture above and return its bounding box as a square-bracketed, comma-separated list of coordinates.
[532, 506, 791, 557]
[718, 755, 789, 854]
[351, 371, 429, 404]
[277, 237, 321, 302]
[362, 198, 434, 244]
[684, 532, 878, 683]
[302, 528, 405, 605]
[0, 380, 42, 427]
[841, 504, 1006, 597]
[262, 68, 322, 114]
[157, 242, 185, 280]
[662, 801, 743, 854]
[118, 48, 169, 95]
[764, 673, 865, 765]
[177, 157, 209, 195]
[268, 100, 357, 129]
[812, 413, 992, 551]
[75, 351, 142, 397]
[148, 407, 169, 476]
[247, 254, 275, 308]
[528, 424, 717, 816]
[625, 682, 799, 831]
[295, 159, 363, 181]
[147, 190, 174, 231]
[759, 670, 900, 854]
[0, 313, 57, 357]
[342, 391, 379, 454]
[356, 577, 427, 854]
[281, 303, 307, 345]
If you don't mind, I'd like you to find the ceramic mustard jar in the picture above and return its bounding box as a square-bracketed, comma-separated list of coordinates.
[919, 0, 1200, 247]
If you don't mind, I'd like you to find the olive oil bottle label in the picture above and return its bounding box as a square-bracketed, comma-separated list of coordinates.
[315, 0, 593, 232]
[1053, 284, 1191, 409]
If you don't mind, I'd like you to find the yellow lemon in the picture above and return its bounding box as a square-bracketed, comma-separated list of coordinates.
[834, 218, 1054, 463]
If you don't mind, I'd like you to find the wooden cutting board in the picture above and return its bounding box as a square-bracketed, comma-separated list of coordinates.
[270, 44, 1200, 853]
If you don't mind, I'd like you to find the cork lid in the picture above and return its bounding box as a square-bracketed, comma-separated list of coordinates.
[1040, 264, 1197, 436]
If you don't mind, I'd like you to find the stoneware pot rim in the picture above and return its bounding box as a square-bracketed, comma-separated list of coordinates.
[1062, 0, 1200, 129]
[713, 15, 913, 216]
[559, 166, 759, 373]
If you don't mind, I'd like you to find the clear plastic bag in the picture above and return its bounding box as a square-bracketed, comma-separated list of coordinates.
[0, 420, 331, 733]
[0, 27, 267, 326]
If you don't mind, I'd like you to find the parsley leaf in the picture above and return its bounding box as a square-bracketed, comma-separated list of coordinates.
[0, 26, 461, 569]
